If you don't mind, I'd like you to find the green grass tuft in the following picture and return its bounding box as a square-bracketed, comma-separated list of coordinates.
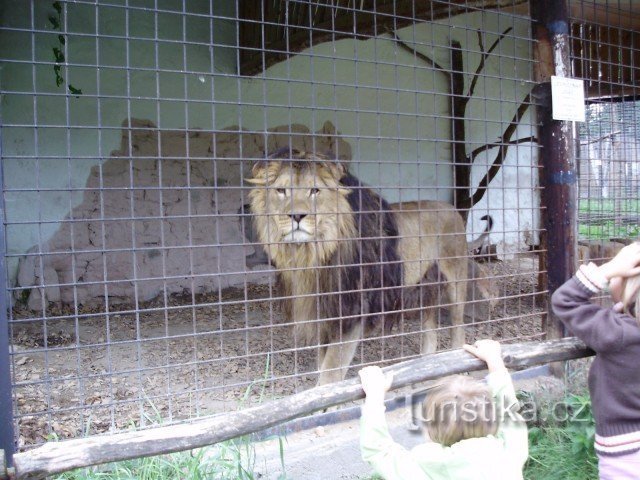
[54, 438, 261, 480]
[524, 394, 598, 480]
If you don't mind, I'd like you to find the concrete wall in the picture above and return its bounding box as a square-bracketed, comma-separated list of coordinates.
[0, 2, 538, 303]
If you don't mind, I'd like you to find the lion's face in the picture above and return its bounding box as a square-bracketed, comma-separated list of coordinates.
[247, 152, 355, 266]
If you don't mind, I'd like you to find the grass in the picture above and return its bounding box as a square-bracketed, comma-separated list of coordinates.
[525, 427, 597, 480]
[54, 439, 260, 480]
[578, 221, 639, 240]
[578, 198, 640, 214]
[578, 198, 640, 240]
[524, 394, 598, 480]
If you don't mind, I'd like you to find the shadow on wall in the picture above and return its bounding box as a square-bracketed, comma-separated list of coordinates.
[15, 118, 352, 309]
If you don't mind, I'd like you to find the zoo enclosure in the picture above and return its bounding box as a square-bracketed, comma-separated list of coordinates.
[0, 0, 639, 476]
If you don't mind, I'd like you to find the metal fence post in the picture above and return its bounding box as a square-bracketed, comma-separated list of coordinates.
[0, 129, 16, 468]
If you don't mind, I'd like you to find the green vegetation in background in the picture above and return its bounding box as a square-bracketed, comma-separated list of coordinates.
[578, 198, 640, 240]
[54, 439, 260, 480]
[578, 222, 640, 240]
[578, 199, 640, 214]
[524, 394, 597, 480]
[48, 1, 83, 96]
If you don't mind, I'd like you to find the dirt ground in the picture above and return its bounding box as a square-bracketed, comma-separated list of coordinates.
[10, 254, 545, 448]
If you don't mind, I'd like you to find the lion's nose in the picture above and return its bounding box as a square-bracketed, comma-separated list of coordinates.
[289, 213, 307, 224]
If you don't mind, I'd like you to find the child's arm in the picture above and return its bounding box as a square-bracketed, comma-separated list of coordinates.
[551, 242, 640, 352]
[359, 366, 432, 480]
[463, 340, 529, 469]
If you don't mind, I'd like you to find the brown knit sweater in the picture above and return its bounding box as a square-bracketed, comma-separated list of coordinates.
[551, 274, 640, 456]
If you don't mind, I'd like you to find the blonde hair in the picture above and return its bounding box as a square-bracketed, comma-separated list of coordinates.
[621, 274, 640, 326]
[421, 375, 499, 447]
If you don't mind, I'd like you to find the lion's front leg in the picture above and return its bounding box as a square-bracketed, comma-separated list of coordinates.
[316, 321, 364, 386]
[421, 307, 438, 354]
[449, 302, 467, 348]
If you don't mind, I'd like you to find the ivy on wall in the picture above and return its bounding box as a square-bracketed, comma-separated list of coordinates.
[49, 1, 82, 96]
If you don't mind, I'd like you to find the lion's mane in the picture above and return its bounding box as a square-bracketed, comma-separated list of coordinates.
[247, 148, 438, 345]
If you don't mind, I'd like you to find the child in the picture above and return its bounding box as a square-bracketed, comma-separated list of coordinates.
[551, 241, 640, 479]
[358, 339, 528, 480]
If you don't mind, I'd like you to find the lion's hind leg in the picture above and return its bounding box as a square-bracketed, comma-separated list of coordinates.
[413, 260, 467, 353]
[410, 264, 443, 354]
[439, 256, 468, 349]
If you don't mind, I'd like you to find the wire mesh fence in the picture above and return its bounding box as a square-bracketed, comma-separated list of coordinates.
[8, 0, 637, 455]
[569, 1, 640, 263]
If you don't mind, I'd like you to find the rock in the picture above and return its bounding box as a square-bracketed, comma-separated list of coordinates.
[16, 118, 349, 309]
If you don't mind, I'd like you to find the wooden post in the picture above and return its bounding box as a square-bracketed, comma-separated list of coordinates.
[531, 1, 578, 343]
[12, 338, 593, 480]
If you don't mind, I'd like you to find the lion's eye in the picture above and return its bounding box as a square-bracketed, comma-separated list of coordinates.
[309, 188, 320, 196]
[275, 188, 287, 196]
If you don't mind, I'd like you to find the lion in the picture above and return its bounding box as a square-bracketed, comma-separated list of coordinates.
[247, 148, 470, 385]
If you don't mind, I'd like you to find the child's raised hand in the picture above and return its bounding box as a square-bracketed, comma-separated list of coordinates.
[463, 339, 506, 373]
[598, 242, 640, 280]
[359, 366, 393, 403]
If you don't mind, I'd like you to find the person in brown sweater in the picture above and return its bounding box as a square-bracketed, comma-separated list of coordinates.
[551, 241, 640, 479]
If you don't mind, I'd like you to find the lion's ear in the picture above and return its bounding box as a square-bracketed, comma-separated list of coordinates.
[251, 160, 267, 176]
[246, 160, 273, 185]
[322, 160, 347, 181]
[245, 176, 264, 185]
[247, 159, 284, 185]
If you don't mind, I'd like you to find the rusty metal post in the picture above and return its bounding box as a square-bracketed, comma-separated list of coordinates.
[531, 0, 577, 343]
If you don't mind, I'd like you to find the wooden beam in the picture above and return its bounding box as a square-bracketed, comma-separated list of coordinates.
[13, 337, 593, 480]
[239, 0, 529, 75]
[531, 0, 577, 347]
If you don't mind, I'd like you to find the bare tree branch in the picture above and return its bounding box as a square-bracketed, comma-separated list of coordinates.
[580, 130, 621, 145]
[467, 27, 514, 99]
[458, 93, 533, 210]
[468, 135, 538, 161]
[389, 31, 449, 74]
[389, 26, 532, 215]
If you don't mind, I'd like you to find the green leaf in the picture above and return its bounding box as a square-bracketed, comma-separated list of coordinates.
[68, 85, 83, 96]
[53, 1, 62, 14]
[528, 427, 544, 445]
[58, 34, 65, 45]
[53, 47, 65, 63]
[48, 15, 60, 30]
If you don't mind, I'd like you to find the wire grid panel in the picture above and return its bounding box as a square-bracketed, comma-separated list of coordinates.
[1, 0, 543, 449]
[570, 0, 640, 263]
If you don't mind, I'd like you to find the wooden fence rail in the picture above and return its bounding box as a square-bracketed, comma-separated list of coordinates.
[4, 337, 593, 480]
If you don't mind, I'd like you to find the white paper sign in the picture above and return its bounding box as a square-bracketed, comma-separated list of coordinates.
[551, 76, 586, 122]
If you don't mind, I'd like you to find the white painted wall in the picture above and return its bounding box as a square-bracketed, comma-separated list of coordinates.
[1, 2, 537, 284]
